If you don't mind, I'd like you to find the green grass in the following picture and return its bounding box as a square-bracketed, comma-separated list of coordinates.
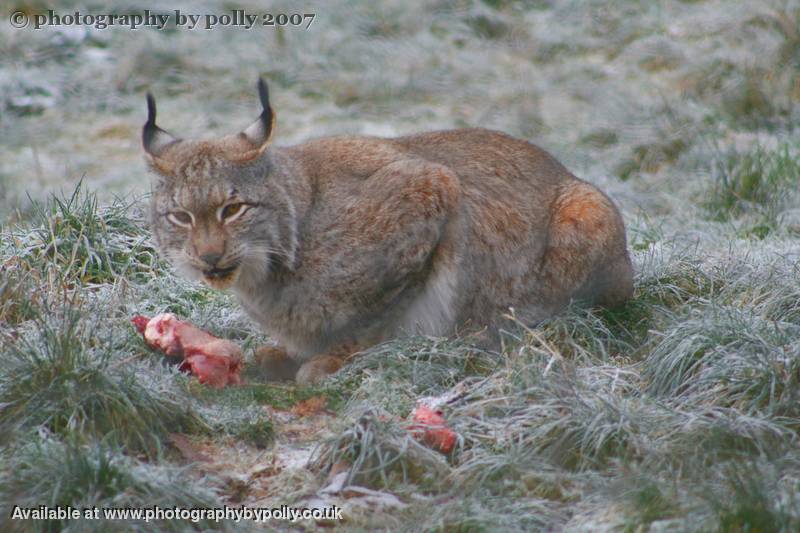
[621, 479, 678, 532]
[0, 262, 39, 325]
[0, 435, 229, 533]
[703, 458, 800, 533]
[328, 335, 499, 417]
[704, 144, 800, 238]
[0, 300, 207, 457]
[6, 181, 163, 285]
[311, 405, 450, 491]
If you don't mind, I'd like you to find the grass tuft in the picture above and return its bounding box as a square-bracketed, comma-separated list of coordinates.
[310, 405, 450, 491]
[0, 434, 227, 532]
[704, 144, 800, 238]
[0, 260, 39, 325]
[330, 336, 499, 416]
[621, 479, 678, 532]
[0, 300, 207, 457]
[642, 304, 800, 416]
[5, 182, 162, 285]
[709, 459, 800, 533]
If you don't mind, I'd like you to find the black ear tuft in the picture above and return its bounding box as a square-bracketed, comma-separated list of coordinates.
[146, 93, 157, 126]
[236, 77, 275, 156]
[143, 93, 158, 149]
[257, 78, 269, 110]
[257, 77, 273, 134]
[142, 92, 178, 158]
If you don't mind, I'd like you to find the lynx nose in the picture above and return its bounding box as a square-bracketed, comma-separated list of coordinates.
[200, 252, 223, 268]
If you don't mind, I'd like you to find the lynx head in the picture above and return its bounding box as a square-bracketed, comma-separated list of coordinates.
[144, 78, 296, 290]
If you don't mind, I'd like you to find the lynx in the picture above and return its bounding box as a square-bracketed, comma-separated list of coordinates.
[144, 79, 633, 384]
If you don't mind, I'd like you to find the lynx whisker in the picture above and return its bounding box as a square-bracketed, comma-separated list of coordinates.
[244, 242, 294, 261]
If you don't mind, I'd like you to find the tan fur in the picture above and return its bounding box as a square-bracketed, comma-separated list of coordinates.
[145, 83, 633, 384]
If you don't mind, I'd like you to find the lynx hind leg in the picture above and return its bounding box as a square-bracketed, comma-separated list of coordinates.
[542, 182, 633, 309]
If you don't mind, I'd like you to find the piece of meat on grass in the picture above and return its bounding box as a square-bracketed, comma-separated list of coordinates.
[131, 315, 150, 336]
[409, 405, 457, 454]
[180, 353, 242, 388]
[131, 313, 243, 388]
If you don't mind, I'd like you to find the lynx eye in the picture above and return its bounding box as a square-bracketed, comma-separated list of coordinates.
[167, 210, 194, 228]
[219, 202, 249, 224]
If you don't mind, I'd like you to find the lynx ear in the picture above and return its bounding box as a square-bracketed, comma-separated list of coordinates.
[142, 93, 180, 164]
[236, 77, 274, 159]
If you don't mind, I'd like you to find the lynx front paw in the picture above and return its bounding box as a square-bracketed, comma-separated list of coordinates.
[295, 355, 344, 386]
[253, 345, 300, 382]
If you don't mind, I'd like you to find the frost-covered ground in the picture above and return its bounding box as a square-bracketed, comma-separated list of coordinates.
[1, 1, 799, 531]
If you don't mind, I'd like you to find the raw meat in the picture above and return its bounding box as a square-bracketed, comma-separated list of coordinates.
[409, 405, 457, 454]
[132, 313, 243, 387]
